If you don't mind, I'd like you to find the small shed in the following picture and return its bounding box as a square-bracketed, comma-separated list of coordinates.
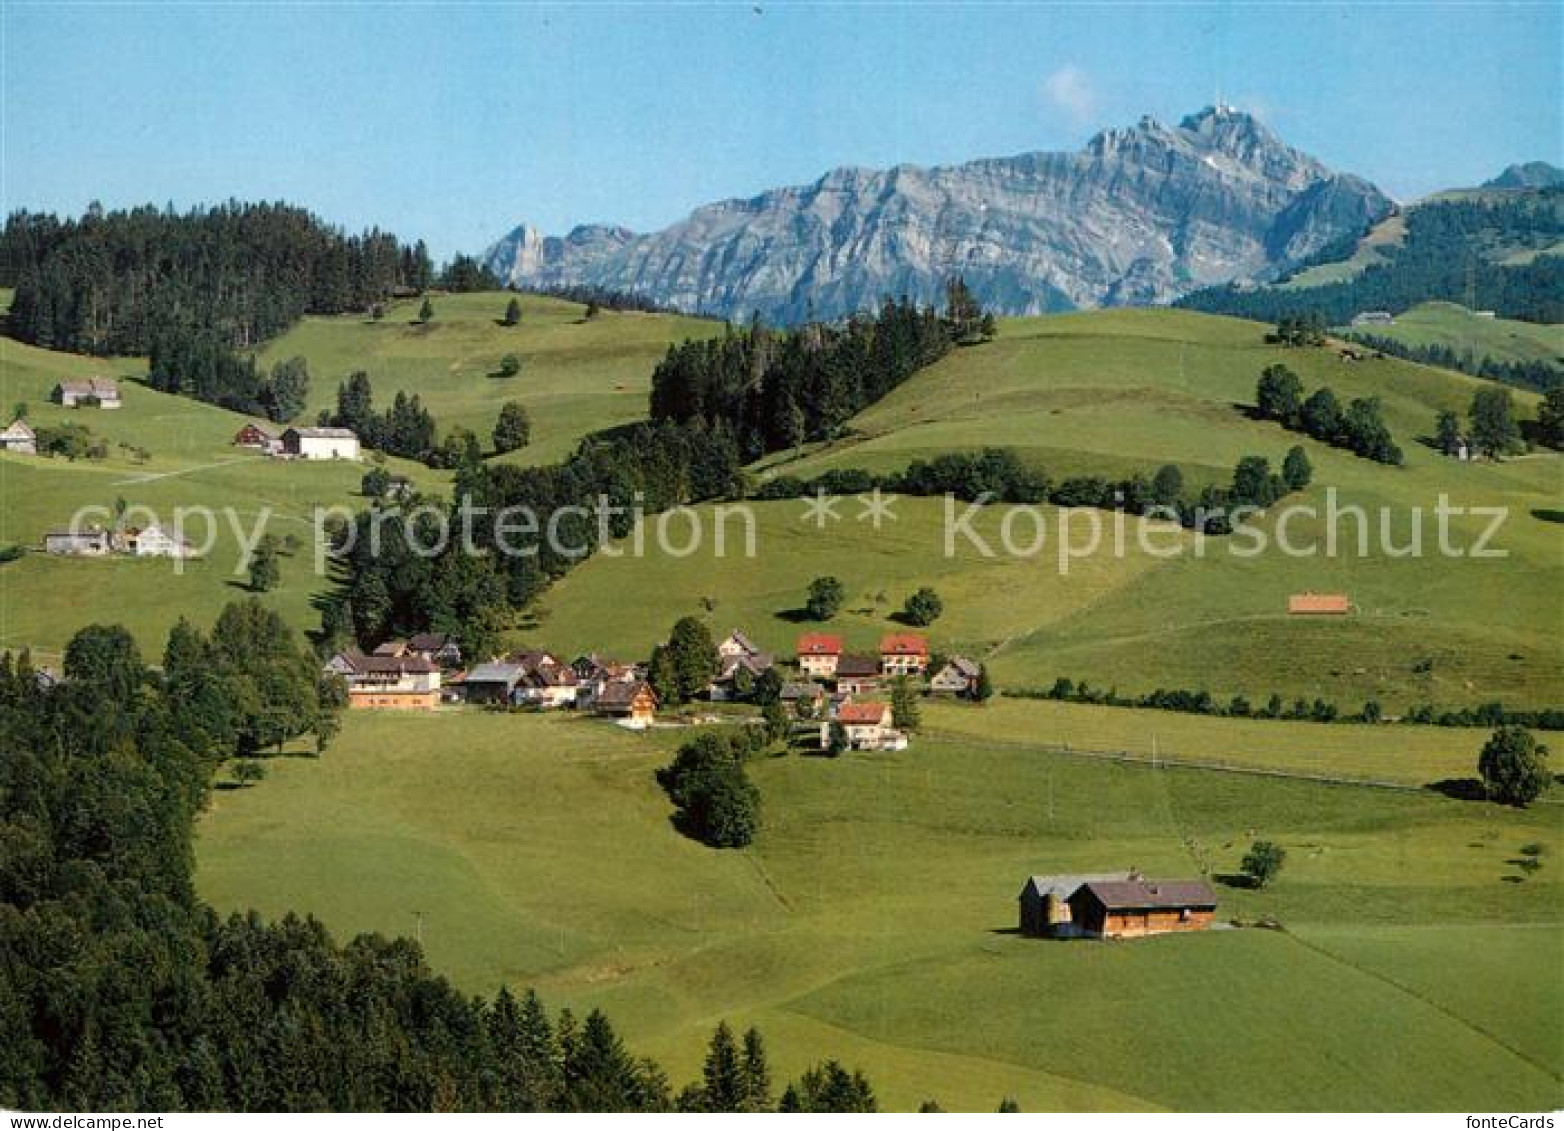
[1066, 879, 1218, 939]
[1287, 592, 1351, 616]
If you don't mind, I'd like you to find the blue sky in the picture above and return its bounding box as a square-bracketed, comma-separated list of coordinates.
[5, 2, 1559, 260]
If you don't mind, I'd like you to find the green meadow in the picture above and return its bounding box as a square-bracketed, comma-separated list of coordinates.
[542, 311, 1561, 709]
[196, 709, 1564, 1111]
[254, 291, 722, 466]
[1339, 300, 1564, 370]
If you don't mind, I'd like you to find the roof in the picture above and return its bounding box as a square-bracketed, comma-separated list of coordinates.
[287, 426, 358, 440]
[56, 377, 119, 397]
[835, 654, 881, 678]
[1288, 592, 1350, 615]
[353, 654, 437, 675]
[837, 701, 891, 725]
[407, 632, 456, 652]
[1, 419, 36, 438]
[797, 633, 844, 656]
[465, 661, 524, 684]
[1019, 872, 1133, 901]
[779, 681, 823, 700]
[717, 652, 773, 679]
[596, 679, 655, 708]
[45, 526, 109, 540]
[880, 633, 929, 656]
[1074, 879, 1217, 911]
[373, 640, 409, 656]
[235, 421, 279, 437]
[722, 629, 763, 655]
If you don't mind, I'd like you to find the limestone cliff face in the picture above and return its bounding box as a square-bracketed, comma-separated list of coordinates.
[483, 107, 1393, 323]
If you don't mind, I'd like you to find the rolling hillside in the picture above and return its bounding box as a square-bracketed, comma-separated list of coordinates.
[253, 291, 722, 467]
[540, 309, 1562, 709]
[1339, 301, 1564, 369]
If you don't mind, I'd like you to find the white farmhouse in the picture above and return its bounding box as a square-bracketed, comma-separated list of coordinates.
[282, 426, 360, 461]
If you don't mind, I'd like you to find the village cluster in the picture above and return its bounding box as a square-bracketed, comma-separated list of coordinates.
[323, 628, 985, 752]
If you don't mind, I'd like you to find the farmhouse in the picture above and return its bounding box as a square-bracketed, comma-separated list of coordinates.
[797, 633, 844, 678]
[1288, 592, 1351, 615]
[1350, 311, 1395, 328]
[930, 656, 981, 696]
[43, 527, 112, 555]
[233, 422, 281, 451]
[518, 661, 582, 709]
[0, 419, 36, 455]
[834, 700, 903, 750]
[779, 681, 827, 716]
[718, 630, 765, 661]
[338, 653, 442, 710]
[122, 523, 194, 558]
[282, 426, 361, 461]
[594, 679, 657, 727]
[1066, 879, 1218, 939]
[879, 633, 929, 676]
[833, 654, 882, 696]
[53, 378, 121, 408]
[407, 633, 462, 667]
[1019, 874, 1217, 939]
[463, 661, 527, 705]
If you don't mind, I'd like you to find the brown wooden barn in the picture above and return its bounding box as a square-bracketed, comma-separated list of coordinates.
[1066, 879, 1217, 939]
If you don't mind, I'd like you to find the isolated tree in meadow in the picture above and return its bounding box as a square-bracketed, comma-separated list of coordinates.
[1255, 364, 1303, 425]
[998, 1098, 1022, 1113]
[418, 297, 434, 323]
[1435, 410, 1464, 456]
[1478, 726, 1550, 807]
[233, 759, 266, 788]
[584, 300, 602, 320]
[493, 401, 531, 453]
[900, 586, 944, 627]
[1282, 445, 1312, 491]
[248, 536, 281, 593]
[503, 296, 522, 326]
[1469, 387, 1522, 458]
[361, 466, 392, 498]
[1240, 840, 1286, 888]
[498, 353, 522, 378]
[805, 575, 845, 621]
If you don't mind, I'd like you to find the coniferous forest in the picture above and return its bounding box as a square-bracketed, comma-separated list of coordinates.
[1, 202, 432, 357]
[1176, 192, 1564, 326]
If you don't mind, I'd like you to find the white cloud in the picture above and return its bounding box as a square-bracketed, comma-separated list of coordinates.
[1041, 65, 1098, 127]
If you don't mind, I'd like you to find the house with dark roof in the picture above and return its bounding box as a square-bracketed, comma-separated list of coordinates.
[462, 661, 526, 705]
[930, 656, 981, 696]
[1066, 879, 1218, 939]
[328, 651, 441, 710]
[594, 679, 657, 727]
[1020, 873, 1216, 939]
[833, 654, 882, 696]
[407, 633, 462, 667]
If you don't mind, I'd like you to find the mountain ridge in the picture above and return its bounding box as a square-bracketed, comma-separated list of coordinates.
[483, 106, 1393, 324]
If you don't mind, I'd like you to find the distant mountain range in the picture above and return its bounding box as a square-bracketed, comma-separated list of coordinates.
[483, 107, 1394, 323]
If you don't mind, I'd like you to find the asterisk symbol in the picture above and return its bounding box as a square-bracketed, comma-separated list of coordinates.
[800, 488, 841, 529]
[856, 487, 898, 529]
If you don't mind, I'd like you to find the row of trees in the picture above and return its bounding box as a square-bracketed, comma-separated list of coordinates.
[1178, 192, 1564, 325]
[1344, 331, 1563, 393]
[650, 281, 988, 461]
[1436, 386, 1563, 457]
[1254, 364, 1402, 464]
[1018, 675, 1564, 732]
[3, 202, 432, 356]
[321, 373, 530, 464]
[760, 445, 1312, 535]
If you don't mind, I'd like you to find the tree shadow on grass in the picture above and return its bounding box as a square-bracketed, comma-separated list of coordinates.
[1531, 508, 1564, 525]
[1426, 777, 1487, 802]
[774, 607, 819, 625]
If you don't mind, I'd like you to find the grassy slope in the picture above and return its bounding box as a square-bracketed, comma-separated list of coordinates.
[0, 332, 439, 659]
[253, 292, 722, 467]
[543, 310, 1562, 708]
[1339, 300, 1564, 368]
[1280, 210, 1407, 289]
[196, 710, 1564, 1111]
